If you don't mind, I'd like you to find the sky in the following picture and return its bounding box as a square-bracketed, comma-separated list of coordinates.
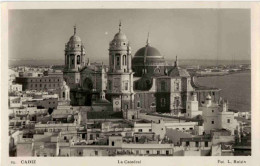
[9, 9, 250, 63]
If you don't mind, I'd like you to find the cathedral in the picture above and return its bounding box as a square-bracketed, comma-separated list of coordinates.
[63, 23, 220, 115]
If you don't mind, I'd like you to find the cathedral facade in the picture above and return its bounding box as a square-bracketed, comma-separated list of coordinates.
[63, 24, 220, 115]
[63, 26, 107, 106]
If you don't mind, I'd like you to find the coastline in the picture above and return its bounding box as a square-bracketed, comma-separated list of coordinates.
[196, 70, 250, 78]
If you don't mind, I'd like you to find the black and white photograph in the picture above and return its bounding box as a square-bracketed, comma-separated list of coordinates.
[1, 2, 260, 166]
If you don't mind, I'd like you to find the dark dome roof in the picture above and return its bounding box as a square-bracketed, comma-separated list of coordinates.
[132, 45, 165, 65]
[135, 45, 162, 57]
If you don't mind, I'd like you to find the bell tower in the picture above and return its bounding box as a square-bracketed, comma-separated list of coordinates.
[63, 26, 86, 89]
[107, 22, 135, 111]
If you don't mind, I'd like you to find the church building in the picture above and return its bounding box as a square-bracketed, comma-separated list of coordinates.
[63, 23, 221, 116]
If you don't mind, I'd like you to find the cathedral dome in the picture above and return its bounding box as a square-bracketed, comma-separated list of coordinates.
[69, 35, 82, 43]
[109, 22, 130, 50]
[66, 26, 83, 50]
[113, 31, 128, 42]
[132, 33, 165, 66]
[135, 45, 162, 57]
[132, 45, 165, 65]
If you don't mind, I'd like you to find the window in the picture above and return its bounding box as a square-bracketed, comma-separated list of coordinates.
[95, 151, 98, 156]
[161, 81, 166, 91]
[63, 92, 65, 98]
[227, 119, 230, 123]
[196, 142, 199, 147]
[161, 98, 166, 107]
[157, 151, 160, 155]
[77, 55, 80, 64]
[90, 134, 93, 140]
[112, 141, 115, 146]
[138, 129, 142, 132]
[146, 150, 149, 154]
[116, 56, 120, 66]
[123, 55, 127, 65]
[186, 141, 190, 146]
[124, 82, 128, 90]
[212, 110, 214, 113]
[136, 150, 139, 155]
[39, 84, 42, 87]
[211, 121, 214, 124]
[166, 150, 169, 155]
[137, 101, 141, 108]
[205, 141, 208, 147]
[149, 129, 152, 132]
[174, 97, 180, 108]
[71, 58, 74, 65]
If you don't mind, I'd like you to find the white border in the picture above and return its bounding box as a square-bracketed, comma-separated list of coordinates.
[1, 2, 260, 166]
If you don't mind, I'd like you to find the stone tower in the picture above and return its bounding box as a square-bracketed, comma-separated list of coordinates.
[106, 22, 135, 111]
[63, 26, 86, 89]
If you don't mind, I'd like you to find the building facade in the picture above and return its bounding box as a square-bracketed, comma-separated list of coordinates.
[63, 24, 221, 114]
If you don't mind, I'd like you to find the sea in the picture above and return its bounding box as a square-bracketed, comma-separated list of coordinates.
[197, 72, 251, 112]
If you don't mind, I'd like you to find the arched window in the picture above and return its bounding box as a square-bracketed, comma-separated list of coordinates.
[71, 58, 74, 65]
[123, 55, 127, 65]
[77, 55, 80, 64]
[116, 56, 120, 66]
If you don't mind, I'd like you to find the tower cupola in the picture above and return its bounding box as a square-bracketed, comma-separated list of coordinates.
[108, 21, 132, 73]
